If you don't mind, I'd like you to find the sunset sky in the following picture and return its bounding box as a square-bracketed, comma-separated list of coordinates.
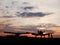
[0, 0, 60, 36]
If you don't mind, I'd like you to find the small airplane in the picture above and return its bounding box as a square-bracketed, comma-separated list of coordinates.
[4, 30, 54, 38]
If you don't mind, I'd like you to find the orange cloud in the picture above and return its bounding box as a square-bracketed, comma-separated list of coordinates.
[0, 32, 15, 36]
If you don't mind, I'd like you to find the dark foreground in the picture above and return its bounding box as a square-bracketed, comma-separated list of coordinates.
[0, 36, 60, 44]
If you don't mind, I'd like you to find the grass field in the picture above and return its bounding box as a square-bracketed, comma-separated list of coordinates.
[0, 36, 60, 44]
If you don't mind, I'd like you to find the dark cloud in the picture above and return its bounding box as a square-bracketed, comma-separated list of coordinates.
[0, 16, 15, 18]
[23, 6, 34, 10]
[17, 12, 53, 17]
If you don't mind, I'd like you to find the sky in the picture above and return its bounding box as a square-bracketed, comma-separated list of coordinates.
[0, 0, 60, 32]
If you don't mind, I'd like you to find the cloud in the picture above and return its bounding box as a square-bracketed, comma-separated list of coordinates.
[0, 24, 16, 32]
[0, 0, 60, 26]
[23, 6, 34, 10]
[37, 23, 57, 28]
[17, 26, 37, 31]
[23, 2, 30, 4]
[21, 2, 35, 10]
[0, 24, 37, 33]
[17, 12, 53, 17]
[0, 23, 56, 33]
[0, 16, 15, 18]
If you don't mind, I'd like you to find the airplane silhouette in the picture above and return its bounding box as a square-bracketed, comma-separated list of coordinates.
[4, 31, 53, 38]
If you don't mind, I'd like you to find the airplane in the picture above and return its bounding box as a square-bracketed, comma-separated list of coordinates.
[4, 30, 54, 38]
